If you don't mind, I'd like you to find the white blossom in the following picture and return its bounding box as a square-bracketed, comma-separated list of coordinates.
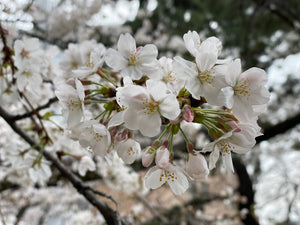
[217, 59, 270, 120]
[145, 164, 189, 195]
[116, 138, 141, 164]
[105, 33, 158, 80]
[71, 120, 111, 157]
[203, 123, 258, 172]
[78, 156, 96, 176]
[116, 78, 180, 137]
[55, 79, 85, 128]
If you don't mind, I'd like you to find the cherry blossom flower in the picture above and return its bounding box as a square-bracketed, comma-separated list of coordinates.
[73, 44, 106, 79]
[149, 56, 184, 94]
[60, 40, 102, 77]
[116, 138, 141, 164]
[183, 30, 222, 57]
[14, 38, 43, 68]
[71, 120, 111, 157]
[116, 78, 180, 137]
[55, 79, 85, 128]
[173, 40, 225, 103]
[105, 33, 158, 80]
[145, 164, 189, 195]
[217, 59, 270, 120]
[203, 123, 258, 172]
[15, 64, 42, 92]
[186, 151, 209, 180]
[78, 156, 96, 176]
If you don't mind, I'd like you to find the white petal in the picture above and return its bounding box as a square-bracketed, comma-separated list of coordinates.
[183, 30, 200, 56]
[121, 65, 143, 80]
[226, 59, 241, 86]
[147, 79, 169, 101]
[67, 108, 83, 128]
[185, 78, 203, 100]
[138, 111, 161, 137]
[205, 36, 222, 55]
[222, 153, 234, 172]
[123, 109, 139, 130]
[168, 166, 189, 195]
[118, 33, 136, 58]
[105, 49, 128, 71]
[139, 44, 158, 63]
[217, 86, 234, 108]
[173, 56, 198, 79]
[196, 51, 217, 72]
[108, 111, 124, 129]
[145, 166, 164, 189]
[75, 79, 85, 101]
[209, 148, 220, 170]
[159, 94, 180, 120]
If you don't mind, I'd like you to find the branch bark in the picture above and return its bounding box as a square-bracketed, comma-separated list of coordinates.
[257, 112, 300, 143]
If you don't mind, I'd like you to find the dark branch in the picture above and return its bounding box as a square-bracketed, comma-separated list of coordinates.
[12, 97, 58, 121]
[257, 112, 300, 143]
[233, 157, 259, 225]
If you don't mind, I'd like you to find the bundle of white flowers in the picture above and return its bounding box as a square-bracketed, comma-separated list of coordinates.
[1, 30, 269, 195]
[53, 31, 270, 195]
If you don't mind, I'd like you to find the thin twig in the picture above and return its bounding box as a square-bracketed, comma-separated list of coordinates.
[12, 97, 58, 121]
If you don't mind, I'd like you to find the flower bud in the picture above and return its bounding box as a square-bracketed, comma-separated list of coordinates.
[228, 121, 241, 132]
[186, 151, 209, 180]
[155, 146, 170, 169]
[183, 105, 194, 122]
[142, 146, 155, 167]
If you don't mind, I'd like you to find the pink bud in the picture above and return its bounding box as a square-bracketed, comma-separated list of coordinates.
[115, 133, 124, 142]
[155, 147, 170, 169]
[183, 105, 194, 122]
[162, 140, 169, 148]
[142, 146, 155, 167]
[186, 152, 209, 180]
[228, 121, 241, 132]
[188, 143, 194, 153]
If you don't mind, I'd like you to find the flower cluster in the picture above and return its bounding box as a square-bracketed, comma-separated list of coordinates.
[0, 29, 269, 195]
[52, 31, 269, 195]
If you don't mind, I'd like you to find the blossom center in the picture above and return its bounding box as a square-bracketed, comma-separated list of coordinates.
[127, 147, 134, 155]
[142, 98, 158, 115]
[93, 132, 103, 143]
[199, 70, 214, 84]
[219, 141, 234, 154]
[234, 78, 250, 97]
[160, 169, 177, 183]
[67, 97, 81, 111]
[163, 71, 176, 82]
[85, 61, 95, 68]
[21, 49, 29, 58]
[129, 52, 139, 65]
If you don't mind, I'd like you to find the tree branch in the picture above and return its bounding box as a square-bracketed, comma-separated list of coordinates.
[257, 112, 300, 143]
[0, 105, 130, 225]
[11, 97, 58, 121]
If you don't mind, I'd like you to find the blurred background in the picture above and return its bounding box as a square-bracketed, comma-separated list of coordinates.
[1, 0, 300, 224]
